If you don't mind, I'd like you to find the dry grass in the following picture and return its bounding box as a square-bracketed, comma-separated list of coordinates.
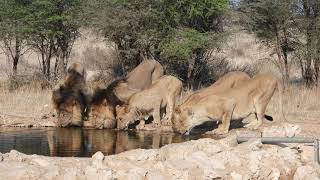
[0, 30, 319, 124]
[0, 87, 51, 118]
[267, 85, 320, 122]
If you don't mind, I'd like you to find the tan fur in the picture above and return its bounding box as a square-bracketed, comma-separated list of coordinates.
[89, 59, 164, 128]
[51, 62, 89, 127]
[114, 59, 164, 102]
[116, 75, 183, 130]
[182, 71, 250, 107]
[173, 73, 285, 135]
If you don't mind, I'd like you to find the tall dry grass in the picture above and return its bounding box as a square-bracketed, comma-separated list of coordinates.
[0, 86, 51, 118]
[267, 85, 320, 122]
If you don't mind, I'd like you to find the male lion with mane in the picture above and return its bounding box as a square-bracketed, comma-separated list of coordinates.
[52, 62, 90, 127]
[173, 73, 285, 135]
[116, 75, 183, 130]
[88, 58, 164, 128]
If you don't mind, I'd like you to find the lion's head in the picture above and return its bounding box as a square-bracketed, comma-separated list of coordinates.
[115, 105, 138, 129]
[172, 106, 195, 135]
[89, 98, 116, 129]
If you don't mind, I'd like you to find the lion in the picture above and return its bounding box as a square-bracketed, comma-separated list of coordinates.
[173, 73, 285, 135]
[88, 58, 164, 128]
[182, 71, 250, 107]
[113, 58, 164, 102]
[116, 75, 183, 130]
[87, 82, 123, 129]
[51, 62, 90, 127]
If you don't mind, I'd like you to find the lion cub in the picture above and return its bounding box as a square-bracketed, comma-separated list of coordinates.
[116, 75, 182, 130]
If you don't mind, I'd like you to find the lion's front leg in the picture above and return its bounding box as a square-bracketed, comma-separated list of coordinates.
[209, 101, 235, 135]
[136, 119, 145, 130]
[162, 97, 175, 126]
[152, 103, 161, 127]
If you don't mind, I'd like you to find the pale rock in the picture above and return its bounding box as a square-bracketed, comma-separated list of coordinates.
[230, 172, 243, 180]
[61, 167, 85, 180]
[85, 166, 113, 180]
[186, 151, 225, 170]
[8, 150, 27, 162]
[235, 130, 261, 138]
[248, 151, 263, 179]
[115, 168, 147, 180]
[294, 165, 320, 180]
[262, 123, 301, 137]
[145, 170, 167, 180]
[299, 145, 314, 163]
[115, 149, 159, 161]
[43, 166, 60, 179]
[92, 151, 104, 161]
[30, 158, 51, 167]
[247, 140, 263, 151]
[267, 168, 281, 180]
[219, 135, 239, 148]
[158, 142, 198, 160]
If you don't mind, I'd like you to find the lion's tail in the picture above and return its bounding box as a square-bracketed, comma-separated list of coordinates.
[277, 79, 287, 122]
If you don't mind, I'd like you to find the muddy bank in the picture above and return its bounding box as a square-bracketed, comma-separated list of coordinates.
[0, 136, 319, 180]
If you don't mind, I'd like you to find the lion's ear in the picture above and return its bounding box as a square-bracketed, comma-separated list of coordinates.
[175, 107, 181, 114]
[115, 105, 121, 112]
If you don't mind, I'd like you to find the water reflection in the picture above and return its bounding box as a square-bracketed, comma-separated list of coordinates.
[0, 127, 205, 157]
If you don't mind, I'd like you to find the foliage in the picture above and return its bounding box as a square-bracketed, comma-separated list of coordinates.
[240, 0, 320, 86]
[0, 0, 33, 74]
[87, 0, 229, 87]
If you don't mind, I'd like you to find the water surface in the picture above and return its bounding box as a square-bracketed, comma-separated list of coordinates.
[0, 127, 210, 157]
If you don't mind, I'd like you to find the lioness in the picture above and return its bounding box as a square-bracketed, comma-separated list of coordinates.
[116, 75, 183, 130]
[173, 73, 285, 135]
[89, 58, 164, 128]
[52, 62, 90, 127]
[182, 71, 250, 107]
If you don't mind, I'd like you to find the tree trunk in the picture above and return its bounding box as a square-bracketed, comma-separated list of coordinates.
[303, 0, 315, 86]
[12, 57, 18, 75]
[12, 38, 21, 75]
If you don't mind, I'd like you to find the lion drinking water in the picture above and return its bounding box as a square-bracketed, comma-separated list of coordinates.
[116, 75, 183, 130]
[173, 73, 285, 135]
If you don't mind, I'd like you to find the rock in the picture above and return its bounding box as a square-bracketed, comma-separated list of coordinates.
[299, 145, 314, 163]
[7, 150, 27, 162]
[114, 149, 159, 161]
[92, 151, 104, 161]
[247, 140, 263, 151]
[185, 151, 225, 170]
[145, 171, 167, 180]
[262, 123, 301, 137]
[266, 168, 281, 180]
[31, 158, 51, 167]
[294, 166, 320, 180]
[230, 172, 243, 180]
[84, 166, 113, 179]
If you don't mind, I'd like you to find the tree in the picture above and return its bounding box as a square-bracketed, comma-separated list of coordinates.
[51, 0, 83, 78]
[0, 0, 32, 75]
[294, 0, 320, 86]
[240, 0, 296, 84]
[28, 0, 57, 80]
[87, 0, 229, 87]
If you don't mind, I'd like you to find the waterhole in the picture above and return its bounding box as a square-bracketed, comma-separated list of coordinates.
[0, 127, 220, 157]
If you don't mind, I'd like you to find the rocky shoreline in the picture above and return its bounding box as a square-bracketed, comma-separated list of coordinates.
[0, 135, 319, 179]
[1, 113, 320, 179]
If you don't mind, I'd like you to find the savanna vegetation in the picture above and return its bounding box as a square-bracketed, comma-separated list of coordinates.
[0, 0, 320, 88]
